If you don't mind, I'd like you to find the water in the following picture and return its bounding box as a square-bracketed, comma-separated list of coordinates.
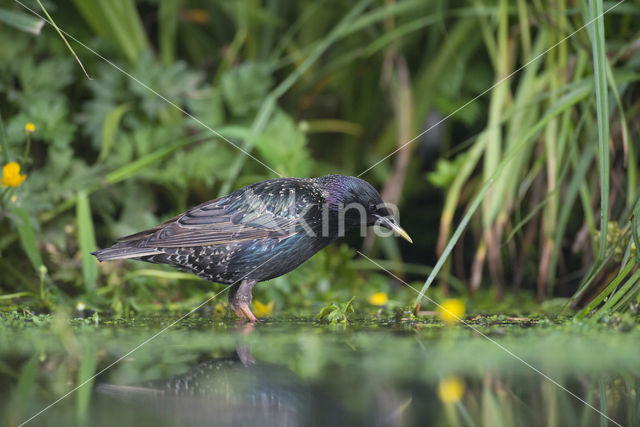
[1, 314, 639, 426]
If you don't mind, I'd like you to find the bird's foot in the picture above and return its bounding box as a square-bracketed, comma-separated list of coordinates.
[239, 303, 258, 322]
[229, 300, 258, 322]
[229, 303, 247, 320]
[228, 279, 258, 322]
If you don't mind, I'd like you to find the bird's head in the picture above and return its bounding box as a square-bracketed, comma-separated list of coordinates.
[318, 175, 412, 243]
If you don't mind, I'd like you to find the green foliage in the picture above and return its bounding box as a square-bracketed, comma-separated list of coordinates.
[72, 0, 149, 64]
[221, 63, 273, 117]
[316, 296, 356, 324]
[0, 0, 638, 323]
[255, 110, 312, 176]
[11, 204, 43, 272]
[427, 153, 468, 189]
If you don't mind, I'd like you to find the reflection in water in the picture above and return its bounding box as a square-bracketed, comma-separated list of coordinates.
[97, 347, 307, 426]
[3, 320, 640, 426]
[95, 344, 413, 426]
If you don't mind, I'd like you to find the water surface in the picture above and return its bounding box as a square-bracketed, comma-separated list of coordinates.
[1, 313, 638, 426]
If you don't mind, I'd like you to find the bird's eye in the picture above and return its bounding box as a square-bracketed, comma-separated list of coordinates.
[368, 203, 376, 212]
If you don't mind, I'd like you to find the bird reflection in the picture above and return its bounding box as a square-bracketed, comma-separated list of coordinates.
[95, 323, 413, 426]
[97, 345, 306, 426]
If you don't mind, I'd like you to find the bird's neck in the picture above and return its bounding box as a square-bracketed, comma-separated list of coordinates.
[302, 207, 366, 240]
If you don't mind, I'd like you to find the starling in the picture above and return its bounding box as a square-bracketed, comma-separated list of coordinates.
[92, 175, 412, 321]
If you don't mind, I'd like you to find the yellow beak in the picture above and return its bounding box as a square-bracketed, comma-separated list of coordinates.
[376, 216, 413, 243]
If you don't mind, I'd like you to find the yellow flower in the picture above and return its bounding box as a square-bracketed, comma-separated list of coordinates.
[253, 299, 274, 317]
[368, 292, 388, 306]
[25, 122, 36, 134]
[437, 377, 465, 403]
[437, 298, 465, 325]
[1, 162, 27, 187]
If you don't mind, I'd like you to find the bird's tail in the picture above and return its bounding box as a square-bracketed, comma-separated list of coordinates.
[92, 243, 162, 262]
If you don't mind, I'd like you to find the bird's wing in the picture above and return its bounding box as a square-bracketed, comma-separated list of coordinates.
[117, 180, 316, 248]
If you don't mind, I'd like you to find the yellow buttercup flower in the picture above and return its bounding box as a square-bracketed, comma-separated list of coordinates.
[437, 377, 464, 403]
[253, 299, 274, 316]
[25, 122, 36, 134]
[437, 298, 465, 325]
[368, 292, 388, 306]
[1, 162, 27, 187]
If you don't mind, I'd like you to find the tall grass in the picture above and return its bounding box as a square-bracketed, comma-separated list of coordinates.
[416, 0, 639, 318]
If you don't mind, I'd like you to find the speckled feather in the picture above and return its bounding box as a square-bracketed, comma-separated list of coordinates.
[92, 175, 384, 284]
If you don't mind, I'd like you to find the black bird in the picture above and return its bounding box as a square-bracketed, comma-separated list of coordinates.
[92, 175, 412, 321]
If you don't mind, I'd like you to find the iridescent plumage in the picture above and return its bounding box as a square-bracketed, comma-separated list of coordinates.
[93, 175, 411, 321]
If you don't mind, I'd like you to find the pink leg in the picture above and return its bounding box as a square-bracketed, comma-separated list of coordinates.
[228, 279, 258, 322]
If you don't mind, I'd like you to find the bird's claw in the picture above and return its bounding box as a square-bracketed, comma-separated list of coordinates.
[229, 302, 258, 323]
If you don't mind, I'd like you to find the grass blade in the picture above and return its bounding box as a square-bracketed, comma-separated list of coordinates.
[72, 0, 149, 64]
[632, 197, 640, 263]
[34, 0, 91, 79]
[77, 191, 98, 293]
[11, 354, 39, 424]
[576, 260, 635, 318]
[588, 0, 610, 261]
[0, 110, 9, 162]
[159, 0, 180, 66]
[76, 343, 97, 425]
[98, 103, 129, 163]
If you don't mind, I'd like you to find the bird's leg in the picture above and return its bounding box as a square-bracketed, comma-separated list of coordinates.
[227, 283, 245, 319]
[228, 279, 258, 322]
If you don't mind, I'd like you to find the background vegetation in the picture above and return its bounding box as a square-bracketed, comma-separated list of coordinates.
[0, 0, 639, 320]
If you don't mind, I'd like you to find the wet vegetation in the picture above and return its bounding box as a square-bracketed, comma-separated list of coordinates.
[1, 0, 640, 425]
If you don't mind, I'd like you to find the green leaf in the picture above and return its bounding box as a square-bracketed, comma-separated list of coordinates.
[77, 191, 98, 292]
[98, 103, 129, 162]
[427, 154, 469, 188]
[316, 296, 355, 323]
[221, 62, 273, 117]
[0, 8, 44, 34]
[12, 205, 43, 272]
[254, 111, 312, 177]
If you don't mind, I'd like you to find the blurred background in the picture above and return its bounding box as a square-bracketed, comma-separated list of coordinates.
[3, 2, 640, 426]
[0, 0, 639, 318]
